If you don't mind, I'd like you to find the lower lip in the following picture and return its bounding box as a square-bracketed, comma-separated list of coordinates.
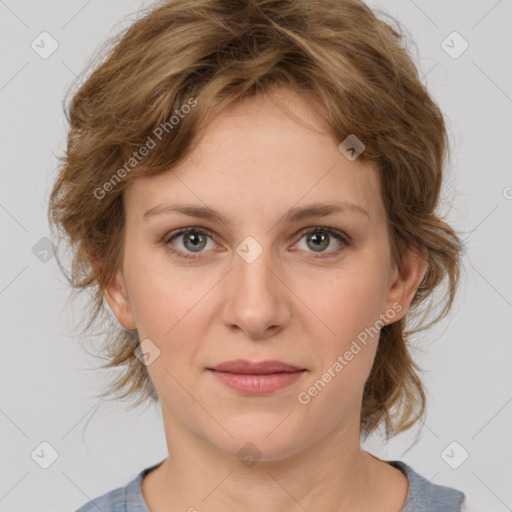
[208, 370, 306, 395]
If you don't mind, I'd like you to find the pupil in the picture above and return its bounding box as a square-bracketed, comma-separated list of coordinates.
[185, 232, 205, 251]
[309, 232, 328, 252]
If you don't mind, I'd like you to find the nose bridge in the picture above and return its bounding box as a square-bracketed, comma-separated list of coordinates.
[221, 235, 289, 337]
[235, 238, 276, 294]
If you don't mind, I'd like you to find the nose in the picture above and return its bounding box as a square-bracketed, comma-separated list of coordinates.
[219, 243, 291, 340]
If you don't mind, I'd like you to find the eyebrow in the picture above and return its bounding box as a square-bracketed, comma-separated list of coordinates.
[143, 201, 370, 226]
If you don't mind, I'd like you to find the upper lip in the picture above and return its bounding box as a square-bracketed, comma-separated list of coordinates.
[208, 359, 304, 374]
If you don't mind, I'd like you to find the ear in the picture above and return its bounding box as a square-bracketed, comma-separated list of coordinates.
[383, 241, 427, 325]
[102, 267, 137, 330]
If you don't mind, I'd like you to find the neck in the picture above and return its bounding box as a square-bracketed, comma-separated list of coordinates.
[143, 405, 389, 512]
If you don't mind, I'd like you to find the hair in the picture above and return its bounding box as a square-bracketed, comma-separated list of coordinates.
[48, 0, 464, 441]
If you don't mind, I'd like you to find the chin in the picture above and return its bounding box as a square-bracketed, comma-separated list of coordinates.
[208, 417, 310, 463]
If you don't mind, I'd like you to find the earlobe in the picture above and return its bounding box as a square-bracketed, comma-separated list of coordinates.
[102, 269, 137, 330]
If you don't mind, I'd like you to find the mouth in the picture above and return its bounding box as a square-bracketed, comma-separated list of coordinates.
[206, 359, 307, 395]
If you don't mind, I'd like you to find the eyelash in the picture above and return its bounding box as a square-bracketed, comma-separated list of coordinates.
[162, 226, 350, 261]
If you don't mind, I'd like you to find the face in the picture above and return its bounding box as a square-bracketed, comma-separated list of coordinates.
[105, 87, 425, 461]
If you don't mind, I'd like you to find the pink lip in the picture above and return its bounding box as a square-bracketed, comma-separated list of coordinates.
[209, 359, 304, 374]
[207, 359, 306, 395]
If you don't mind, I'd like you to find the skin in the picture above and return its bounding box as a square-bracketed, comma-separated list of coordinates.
[104, 86, 426, 511]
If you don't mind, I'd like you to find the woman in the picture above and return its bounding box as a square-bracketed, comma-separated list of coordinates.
[48, 0, 467, 510]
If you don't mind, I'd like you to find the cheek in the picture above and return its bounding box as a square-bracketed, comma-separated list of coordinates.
[298, 259, 389, 402]
[123, 244, 199, 336]
[297, 276, 383, 415]
[128, 275, 174, 337]
[124, 250, 220, 375]
[308, 261, 390, 342]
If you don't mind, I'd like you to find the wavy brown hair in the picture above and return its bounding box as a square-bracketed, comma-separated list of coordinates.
[48, 0, 463, 440]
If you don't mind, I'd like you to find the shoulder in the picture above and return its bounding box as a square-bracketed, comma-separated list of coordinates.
[74, 484, 127, 512]
[74, 461, 163, 512]
[390, 460, 466, 512]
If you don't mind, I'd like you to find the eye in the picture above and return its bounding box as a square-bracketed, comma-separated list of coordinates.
[163, 227, 216, 260]
[162, 225, 350, 261]
[294, 226, 349, 258]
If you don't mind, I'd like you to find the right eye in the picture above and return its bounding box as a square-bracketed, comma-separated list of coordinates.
[163, 227, 217, 260]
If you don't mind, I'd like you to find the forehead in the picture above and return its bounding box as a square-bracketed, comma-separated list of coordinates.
[124, 88, 384, 224]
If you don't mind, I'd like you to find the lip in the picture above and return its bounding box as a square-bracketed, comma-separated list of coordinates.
[208, 359, 304, 374]
[207, 359, 306, 395]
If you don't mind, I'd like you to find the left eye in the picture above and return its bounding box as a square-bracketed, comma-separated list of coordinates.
[295, 227, 348, 256]
[163, 226, 349, 260]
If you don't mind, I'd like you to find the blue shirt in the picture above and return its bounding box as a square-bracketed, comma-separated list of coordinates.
[75, 459, 466, 511]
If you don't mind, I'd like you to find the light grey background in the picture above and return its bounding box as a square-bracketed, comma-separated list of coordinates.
[0, 1, 511, 511]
